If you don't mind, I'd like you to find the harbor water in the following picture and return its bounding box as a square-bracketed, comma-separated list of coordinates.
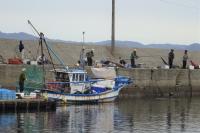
[0, 97, 200, 133]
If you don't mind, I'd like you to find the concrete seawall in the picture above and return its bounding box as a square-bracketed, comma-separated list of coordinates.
[1, 64, 200, 97]
[117, 68, 200, 97]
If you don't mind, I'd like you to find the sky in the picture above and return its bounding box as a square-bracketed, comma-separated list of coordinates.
[0, 0, 199, 44]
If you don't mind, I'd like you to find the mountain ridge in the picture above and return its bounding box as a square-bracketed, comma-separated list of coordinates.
[0, 31, 199, 51]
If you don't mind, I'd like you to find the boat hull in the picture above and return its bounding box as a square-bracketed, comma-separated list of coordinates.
[43, 86, 124, 103]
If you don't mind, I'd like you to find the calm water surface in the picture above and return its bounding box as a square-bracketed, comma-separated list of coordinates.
[1, 97, 200, 133]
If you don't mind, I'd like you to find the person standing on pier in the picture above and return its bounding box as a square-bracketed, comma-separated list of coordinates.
[79, 48, 85, 68]
[182, 50, 188, 69]
[86, 50, 94, 66]
[130, 49, 138, 68]
[18, 40, 24, 59]
[19, 68, 26, 93]
[168, 49, 174, 69]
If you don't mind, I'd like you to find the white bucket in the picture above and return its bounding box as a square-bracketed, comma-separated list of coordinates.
[164, 65, 169, 69]
[31, 61, 37, 65]
[189, 65, 194, 70]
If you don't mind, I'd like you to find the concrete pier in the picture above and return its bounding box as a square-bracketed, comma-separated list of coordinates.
[0, 99, 56, 112]
[1, 64, 200, 98]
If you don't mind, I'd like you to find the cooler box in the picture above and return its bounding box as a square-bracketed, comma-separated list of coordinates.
[8, 58, 23, 64]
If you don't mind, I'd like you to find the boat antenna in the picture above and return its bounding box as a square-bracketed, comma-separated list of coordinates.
[27, 20, 68, 71]
[80, 31, 85, 69]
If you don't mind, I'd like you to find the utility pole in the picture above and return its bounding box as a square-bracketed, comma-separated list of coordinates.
[111, 0, 115, 54]
[82, 31, 85, 49]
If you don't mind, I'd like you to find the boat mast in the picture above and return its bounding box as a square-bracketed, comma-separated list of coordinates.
[39, 32, 46, 88]
[28, 20, 68, 70]
[28, 20, 57, 89]
[81, 31, 85, 69]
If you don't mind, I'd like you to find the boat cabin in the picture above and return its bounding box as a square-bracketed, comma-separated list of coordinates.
[50, 69, 88, 94]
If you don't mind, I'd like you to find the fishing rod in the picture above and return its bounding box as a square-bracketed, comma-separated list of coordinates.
[119, 55, 167, 61]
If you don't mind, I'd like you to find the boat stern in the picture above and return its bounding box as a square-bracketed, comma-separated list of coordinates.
[114, 76, 133, 90]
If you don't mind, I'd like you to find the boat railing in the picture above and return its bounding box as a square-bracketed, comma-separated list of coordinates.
[47, 79, 105, 85]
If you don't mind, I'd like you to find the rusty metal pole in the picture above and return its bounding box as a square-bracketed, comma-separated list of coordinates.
[111, 0, 115, 54]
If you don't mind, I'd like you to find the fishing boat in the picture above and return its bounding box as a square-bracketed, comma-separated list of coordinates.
[27, 20, 132, 103]
[45, 67, 132, 103]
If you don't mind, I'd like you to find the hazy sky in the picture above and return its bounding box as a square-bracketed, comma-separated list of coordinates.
[0, 0, 199, 44]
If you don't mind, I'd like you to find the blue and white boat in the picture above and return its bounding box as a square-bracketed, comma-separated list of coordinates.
[26, 20, 132, 103]
[44, 67, 132, 103]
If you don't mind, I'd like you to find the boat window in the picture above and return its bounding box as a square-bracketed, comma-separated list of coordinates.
[72, 73, 84, 82]
[72, 74, 76, 81]
[76, 74, 79, 81]
[60, 73, 64, 80]
[79, 74, 84, 81]
[55, 73, 60, 80]
[64, 74, 69, 81]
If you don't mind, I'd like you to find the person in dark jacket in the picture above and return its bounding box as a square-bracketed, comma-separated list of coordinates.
[19, 68, 26, 92]
[19, 40, 24, 59]
[130, 49, 138, 68]
[182, 50, 188, 69]
[168, 49, 174, 69]
[86, 50, 94, 66]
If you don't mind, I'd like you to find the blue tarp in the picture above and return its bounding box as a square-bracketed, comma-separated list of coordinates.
[0, 88, 16, 100]
[91, 87, 107, 93]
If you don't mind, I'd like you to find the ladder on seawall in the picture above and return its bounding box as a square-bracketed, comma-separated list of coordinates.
[175, 70, 187, 97]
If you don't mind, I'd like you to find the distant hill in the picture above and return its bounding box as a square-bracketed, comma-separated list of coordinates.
[0, 31, 200, 51]
[147, 43, 186, 50]
[96, 40, 200, 51]
[186, 43, 200, 51]
[95, 40, 145, 48]
[0, 31, 78, 43]
[0, 31, 37, 40]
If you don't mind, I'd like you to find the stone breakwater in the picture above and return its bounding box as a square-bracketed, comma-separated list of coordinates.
[116, 68, 200, 97]
[1, 64, 200, 98]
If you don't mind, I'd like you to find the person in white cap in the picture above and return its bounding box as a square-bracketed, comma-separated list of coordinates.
[130, 49, 138, 68]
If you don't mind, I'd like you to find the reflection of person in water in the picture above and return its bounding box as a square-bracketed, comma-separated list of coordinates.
[17, 113, 24, 133]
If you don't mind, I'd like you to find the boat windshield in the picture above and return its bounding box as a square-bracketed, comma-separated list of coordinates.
[72, 73, 85, 82]
[55, 72, 69, 82]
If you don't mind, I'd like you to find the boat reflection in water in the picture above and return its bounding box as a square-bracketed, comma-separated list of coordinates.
[1, 97, 200, 132]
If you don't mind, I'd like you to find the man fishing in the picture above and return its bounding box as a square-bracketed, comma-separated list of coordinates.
[19, 68, 26, 93]
[182, 50, 188, 69]
[168, 49, 174, 69]
[86, 50, 94, 66]
[130, 49, 138, 68]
